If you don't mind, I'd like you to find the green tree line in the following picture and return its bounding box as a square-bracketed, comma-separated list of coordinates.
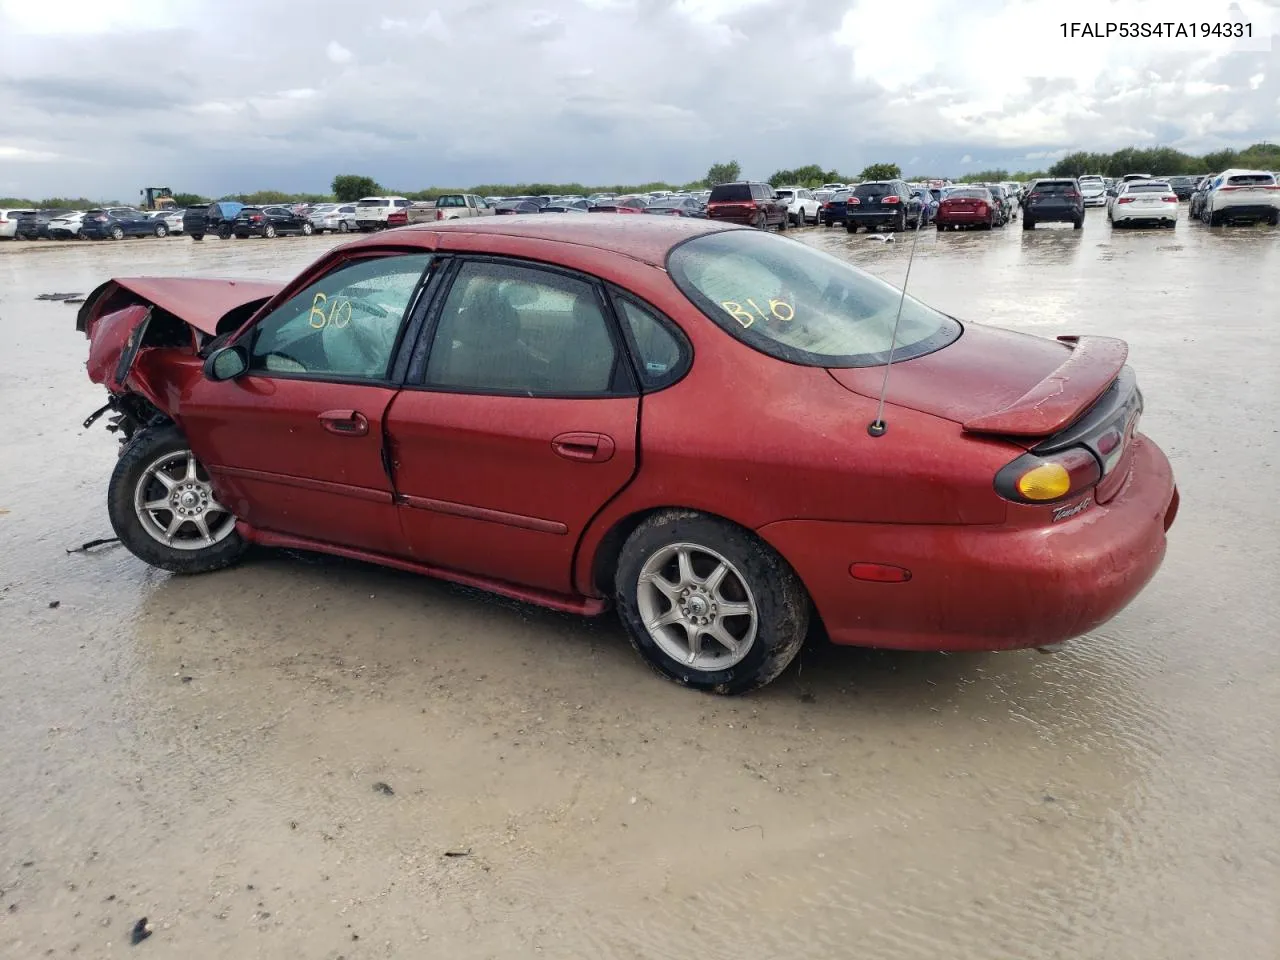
[5, 144, 1275, 210]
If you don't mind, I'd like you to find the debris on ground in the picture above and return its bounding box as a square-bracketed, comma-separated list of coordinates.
[372, 782, 394, 796]
[35, 292, 84, 301]
[66, 537, 120, 554]
[129, 917, 152, 944]
[48, 600, 60, 609]
[443, 848, 471, 858]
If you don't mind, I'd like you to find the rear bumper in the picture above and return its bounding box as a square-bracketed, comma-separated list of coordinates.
[1082, 195, 1108, 206]
[1210, 202, 1279, 219]
[848, 210, 901, 225]
[936, 211, 989, 224]
[1111, 205, 1177, 223]
[758, 436, 1176, 652]
[707, 210, 756, 225]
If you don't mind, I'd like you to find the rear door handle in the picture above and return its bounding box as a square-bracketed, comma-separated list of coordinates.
[551, 432, 615, 463]
[319, 409, 369, 437]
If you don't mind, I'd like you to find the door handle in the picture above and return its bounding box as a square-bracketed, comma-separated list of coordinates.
[551, 432, 615, 463]
[319, 409, 369, 437]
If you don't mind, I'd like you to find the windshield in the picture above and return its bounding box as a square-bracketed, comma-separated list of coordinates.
[436, 195, 465, 206]
[667, 230, 960, 368]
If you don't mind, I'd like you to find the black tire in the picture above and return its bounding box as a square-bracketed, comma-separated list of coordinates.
[895, 209, 907, 232]
[217, 225, 232, 240]
[107, 425, 248, 575]
[191, 233, 204, 241]
[1208, 210, 1222, 226]
[1023, 217, 1035, 231]
[846, 223, 857, 233]
[614, 510, 810, 695]
[264, 224, 277, 238]
[1073, 218, 1083, 230]
[338, 221, 350, 233]
[154, 224, 167, 238]
[755, 213, 767, 231]
[778, 211, 788, 232]
[936, 221, 943, 231]
[1268, 212, 1279, 226]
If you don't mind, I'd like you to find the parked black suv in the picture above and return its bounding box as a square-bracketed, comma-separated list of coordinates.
[1022, 179, 1084, 230]
[705, 182, 789, 231]
[846, 180, 925, 232]
[15, 208, 73, 239]
[183, 200, 245, 240]
[232, 205, 315, 238]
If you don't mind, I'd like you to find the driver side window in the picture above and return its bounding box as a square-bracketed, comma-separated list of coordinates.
[249, 254, 432, 381]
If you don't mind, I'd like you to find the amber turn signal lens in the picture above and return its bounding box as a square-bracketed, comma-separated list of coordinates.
[1015, 463, 1072, 501]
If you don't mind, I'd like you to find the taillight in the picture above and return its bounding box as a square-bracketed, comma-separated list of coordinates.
[848, 197, 861, 205]
[1029, 192, 1042, 199]
[251, 214, 263, 221]
[976, 202, 988, 214]
[1117, 197, 1134, 204]
[1162, 196, 1178, 203]
[435, 209, 444, 220]
[882, 195, 900, 204]
[995, 447, 1100, 505]
[94, 215, 107, 222]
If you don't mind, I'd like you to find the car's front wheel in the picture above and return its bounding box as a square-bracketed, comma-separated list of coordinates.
[108, 425, 248, 575]
[615, 511, 810, 695]
[301, 222, 314, 235]
[338, 221, 350, 232]
[110, 225, 124, 241]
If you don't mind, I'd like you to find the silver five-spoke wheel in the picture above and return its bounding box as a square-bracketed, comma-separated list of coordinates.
[636, 542, 758, 671]
[133, 450, 236, 551]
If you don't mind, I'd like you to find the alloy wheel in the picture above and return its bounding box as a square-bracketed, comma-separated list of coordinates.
[635, 542, 758, 672]
[133, 450, 236, 551]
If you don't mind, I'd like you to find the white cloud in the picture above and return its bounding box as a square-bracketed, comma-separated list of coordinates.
[0, 145, 62, 161]
[325, 40, 352, 64]
[1249, 73, 1265, 89]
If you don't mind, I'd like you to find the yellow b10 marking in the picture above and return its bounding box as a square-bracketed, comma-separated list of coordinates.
[720, 297, 794, 328]
[308, 291, 353, 329]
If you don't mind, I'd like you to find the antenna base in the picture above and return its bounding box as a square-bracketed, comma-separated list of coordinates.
[867, 420, 887, 437]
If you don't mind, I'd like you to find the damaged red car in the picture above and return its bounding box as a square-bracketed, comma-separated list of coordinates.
[77, 217, 1178, 694]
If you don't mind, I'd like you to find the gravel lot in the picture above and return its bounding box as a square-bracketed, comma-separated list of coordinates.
[2, 210, 1277, 959]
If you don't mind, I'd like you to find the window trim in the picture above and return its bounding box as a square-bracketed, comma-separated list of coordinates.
[236, 250, 437, 388]
[405, 254, 640, 400]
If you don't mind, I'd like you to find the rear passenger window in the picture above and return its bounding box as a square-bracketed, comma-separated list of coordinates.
[613, 295, 687, 390]
[425, 261, 625, 396]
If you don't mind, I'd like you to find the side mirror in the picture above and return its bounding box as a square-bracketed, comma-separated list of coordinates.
[204, 344, 248, 381]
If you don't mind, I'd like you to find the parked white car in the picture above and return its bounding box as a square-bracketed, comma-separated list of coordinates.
[46, 211, 86, 239]
[1108, 180, 1179, 228]
[1077, 175, 1107, 207]
[309, 203, 358, 232]
[145, 209, 184, 234]
[1201, 169, 1280, 226]
[353, 196, 412, 231]
[0, 207, 36, 238]
[773, 186, 821, 225]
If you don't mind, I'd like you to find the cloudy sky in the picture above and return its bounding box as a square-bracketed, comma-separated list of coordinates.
[1, 0, 1277, 199]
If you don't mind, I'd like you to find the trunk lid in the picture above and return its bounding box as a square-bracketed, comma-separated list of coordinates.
[827, 325, 1128, 442]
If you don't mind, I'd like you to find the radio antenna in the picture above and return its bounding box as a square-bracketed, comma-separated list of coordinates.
[868, 194, 928, 437]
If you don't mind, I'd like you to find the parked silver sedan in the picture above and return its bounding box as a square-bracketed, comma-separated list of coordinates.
[308, 203, 358, 233]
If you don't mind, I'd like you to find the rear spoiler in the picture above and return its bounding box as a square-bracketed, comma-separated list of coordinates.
[962, 335, 1128, 437]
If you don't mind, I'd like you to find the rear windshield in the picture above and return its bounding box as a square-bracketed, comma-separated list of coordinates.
[1078, 176, 1104, 183]
[947, 188, 989, 200]
[357, 199, 389, 207]
[833, 190, 851, 201]
[436, 195, 465, 206]
[854, 182, 893, 198]
[709, 184, 753, 202]
[1227, 173, 1275, 186]
[774, 190, 795, 199]
[667, 230, 960, 368]
[1035, 181, 1076, 193]
[1126, 183, 1169, 193]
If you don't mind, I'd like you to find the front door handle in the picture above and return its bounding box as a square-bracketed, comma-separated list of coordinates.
[551, 432, 615, 463]
[319, 409, 369, 437]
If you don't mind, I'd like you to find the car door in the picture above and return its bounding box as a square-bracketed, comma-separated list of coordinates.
[386, 257, 640, 594]
[179, 251, 435, 554]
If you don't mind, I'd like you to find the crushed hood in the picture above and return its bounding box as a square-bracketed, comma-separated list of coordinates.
[77, 277, 284, 338]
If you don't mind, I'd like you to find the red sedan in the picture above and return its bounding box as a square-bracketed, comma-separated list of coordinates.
[936, 187, 997, 230]
[77, 217, 1177, 694]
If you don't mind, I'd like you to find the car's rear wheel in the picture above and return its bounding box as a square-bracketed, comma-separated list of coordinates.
[301, 222, 314, 235]
[755, 213, 766, 231]
[1023, 217, 1035, 231]
[217, 225, 232, 240]
[845, 223, 857, 233]
[615, 511, 809, 695]
[895, 209, 907, 232]
[1073, 217, 1083, 229]
[338, 221, 350, 232]
[1268, 212, 1279, 226]
[191, 233, 204, 241]
[154, 224, 167, 238]
[777, 211, 788, 232]
[108, 425, 248, 575]
[264, 224, 277, 238]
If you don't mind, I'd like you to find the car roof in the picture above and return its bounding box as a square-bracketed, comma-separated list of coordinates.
[361, 216, 739, 267]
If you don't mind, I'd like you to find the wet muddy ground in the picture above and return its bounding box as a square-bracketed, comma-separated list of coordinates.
[2, 211, 1277, 958]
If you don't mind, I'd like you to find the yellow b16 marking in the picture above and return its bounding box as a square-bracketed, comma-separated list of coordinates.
[720, 298, 794, 328]
[308, 291, 353, 329]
